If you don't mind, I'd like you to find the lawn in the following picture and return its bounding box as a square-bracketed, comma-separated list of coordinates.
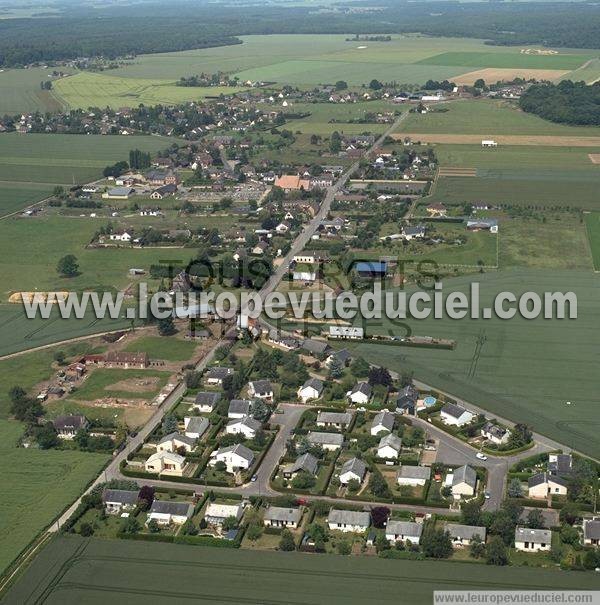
[584, 212, 600, 271]
[0, 421, 108, 578]
[5, 535, 599, 603]
[122, 335, 198, 362]
[344, 268, 600, 459]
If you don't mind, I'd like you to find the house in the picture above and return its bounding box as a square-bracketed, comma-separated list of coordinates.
[204, 502, 244, 525]
[184, 416, 209, 439]
[146, 169, 178, 186]
[102, 187, 134, 200]
[264, 506, 302, 528]
[275, 221, 291, 234]
[445, 524, 486, 546]
[583, 519, 600, 546]
[209, 443, 255, 473]
[467, 219, 498, 234]
[274, 175, 311, 192]
[148, 500, 193, 525]
[328, 326, 364, 340]
[307, 431, 344, 451]
[339, 457, 367, 485]
[316, 410, 352, 430]
[300, 339, 331, 357]
[226, 416, 262, 439]
[426, 203, 447, 217]
[370, 410, 394, 435]
[139, 207, 163, 217]
[402, 225, 426, 241]
[326, 349, 352, 367]
[108, 230, 133, 243]
[298, 378, 324, 403]
[145, 451, 187, 476]
[205, 366, 234, 386]
[171, 270, 192, 293]
[228, 399, 252, 419]
[52, 415, 89, 439]
[481, 422, 510, 445]
[396, 465, 430, 486]
[248, 380, 274, 401]
[355, 261, 387, 279]
[156, 431, 196, 454]
[528, 472, 568, 499]
[327, 509, 370, 533]
[348, 382, 372, 406]
[377, 433, 402, 460]
[293, 270, 317, 282]
[396, 385, 419, 415]
[193, 391, 221, 413]
[451, 465, 478, 497]
[268, 330, 300, 351]
[102, 489, 139, 514]
[104, 351, 149, 369]
[440, 403, 474, 427]
[514, 527, 552, 552]
[385, 520, 422, 545]
[481, 140, 498, 148]
[252, 241, 269, 255]
[293, 251, 328, 264]
[283, 452, 319, 479]
[548, 453, 573, 477]
[150, 184, 177, 199]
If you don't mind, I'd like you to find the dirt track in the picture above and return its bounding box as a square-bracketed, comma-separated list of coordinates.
[393, 133, 600, 147]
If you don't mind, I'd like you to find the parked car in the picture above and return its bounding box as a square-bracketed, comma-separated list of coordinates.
[476, 452, 488, 461]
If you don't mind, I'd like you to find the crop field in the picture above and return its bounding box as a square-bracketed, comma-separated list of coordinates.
[0, 421, 108, 578]
[0, 183, 53, 217]
[345, 269, 600, 459]
[417, 51, 592, 70]
[0, 68, 71, 115]
[5, 535, 598, 604]
[122, 335, 198, 362]
[53, 72, 247, 110]
[584, 212, 600, 270]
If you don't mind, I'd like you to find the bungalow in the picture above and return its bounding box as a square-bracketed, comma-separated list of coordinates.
[396, 385, 419, 415]
[327, 509, 370, 533]
[293, 270, 317, 282]
[583, 519, 600, 546]
[145, 451, 187, 476]
[275, 221, 291, 234]
[283, 452, 319, 479]
[402, 225, 426, 241]
[440, 403, 474, 427]
[52, 415, 89, 439]
[102, 187, 134, 200]
[193, 391, 221, 413]
[316, 410, 352, 430]
[326, 348, 352, 367]
[264, 506, 302, 529]
[514, 527, 552, 552]
[146, 169, 178, 186]
[148, 500, 193, 525]
[226, 416, 262, 439]
[481, 422, 510, 445]
[102, 489, 139, 514]
[370, 410, 394, 435]
[228, 399, 252, 419]
[205, 366, 234, 386]
[329, 326, 364, 340]
[301, 339, 331, 357]
[528, 472, 568, 499]
[298, 378, 324, 403]
[209, 443, 255, 473]
[274, 174, 311, 192]
[396, 465, 430, 487]
[451, 465, 478, 498]
[139, 207, 163, 217]
[348, 382, 372, 406]
[445, 524, 486, 547]
[248, 380, 274, 401]
[548, 453, 573, 477]
[184, 416, 209, 440]
[426, 203, 447, 217]
[108, 230, 133, 242]
[355, 261, 387, 279]
[204, 502, 244, 526]
[385, 520, 422, 545]
[252, 241, 269, 255]
[467, 219, 498, 234]
[339, 457, 367, 485]
[293, 250, 328, 264]
[156, 431, 196, 454]
[150, 184, 177, 199]
[268, 330, 300, 351]
[377, 433, 402, 460]
[307, 431, 344, 451]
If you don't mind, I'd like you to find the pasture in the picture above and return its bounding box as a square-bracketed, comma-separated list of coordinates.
[347, 269, 600, 459]
[584, 212, 600, 270]
[0, 421, 108, 578]
[122, 335, 198, 362]
[5, 535, 599, 603]
[0, 68, 70, 115]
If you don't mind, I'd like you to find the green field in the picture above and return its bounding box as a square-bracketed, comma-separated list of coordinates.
[0, 421, 108, 578]
[0, 68, 71, 114]
[5, 535, 599, 603]
[418, 51, 593, 70]
[398, 99, 600, 136]
[122, 336, 198, 362]
[345, 269, 600, 459]
[584, 212, 600, 270]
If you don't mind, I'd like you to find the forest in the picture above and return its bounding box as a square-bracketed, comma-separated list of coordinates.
[2, 1, 600, 66]
[520, 81, 600, 126]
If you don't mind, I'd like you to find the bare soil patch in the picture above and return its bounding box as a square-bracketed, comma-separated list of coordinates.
[393, 133, 600, 146]
[439, 167, 477, 177]
[454, 67, 568, 85]
[108, 376, 161, 393]
[588, 154, 600, 164]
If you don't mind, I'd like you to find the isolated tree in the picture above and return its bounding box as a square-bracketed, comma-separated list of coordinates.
[251, 399, 271, 422]
[327, 356, 344, 379]
[329, 130, 342, 154]
[53, 350, 67, 365]
[246, 523, 263, 541]
[337, 539, 351, 555]
[368, 468, 392, 499]
[469, 534, 485, 559]
[137, 485, 155, 511]
[35, 423, 59, 449]
[279, 529, 296, 551]
[147, 519, 160, 533]
[57, 254, 79, 277]
[335, 80, 348, 90]
[370, 506, 390, 529]
[559, 501, 580, 525]
[507, 478, 523, 498]
[369, 79, 383, 90]
[421, 527, 453, 558]
[157, 316, 176, 336]
[291, 472, 316, 490]
[485, 536, 508, 566]
[120, 516, 140, 534]
[526, 509, 544, 529]
[79, 522, 94, 537]
[461, 501, 482, 526]
[161, 414, 178, 436]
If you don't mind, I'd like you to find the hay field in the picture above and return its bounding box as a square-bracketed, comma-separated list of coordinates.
[453, 68, 569, 85]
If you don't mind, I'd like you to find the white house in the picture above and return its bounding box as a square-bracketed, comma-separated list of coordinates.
[329, 326, 364, 340]
[440, 403, 474, 427]
[307, 431, 344, 451]
[147, 501, 193, 525]
[445, 524, 487, 547]
[396, 464, 430, 487]
[145, 451, 187, 477]
[481, 140, 498, 148]
[225, 416, 262, 439]
[339, 457, 367, 485]
[514, 527, 552, 552]
[264, 506, 302, 529]
[108, 230, 133, 242]
[298, 378, 324, 403]
[349, 382, 372, 406]
[228, 399, 252, 419]
[102, 489, 139, 515]
[377, 433, 402, 460]
[327, 509, 370, 533]
[316, 410, 352, 430]
[283, 452, 319, 479]
[156, 432, 196, 454]
[583, 519, 600, 546]
[204, 502, 244, 525]
[481, 422, 510, 445]
[451, 465, 477, 498]
[193, 391, 221, 413]
[205, 366, 233, 386]
[385, 520, 422, 545]
[528, 472, 568, 499]
[209, 443, 255, 473]
[370, 410, 394, 435]
[184, 416, 209, 440]
[248, 380, 274, 401]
